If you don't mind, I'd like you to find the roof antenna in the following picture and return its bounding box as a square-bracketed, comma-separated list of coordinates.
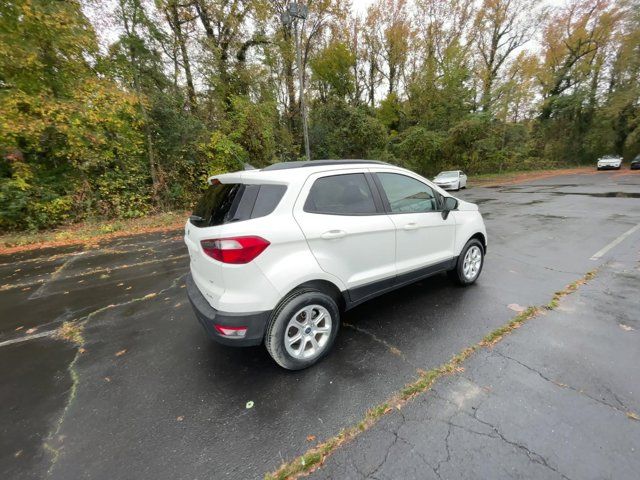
[243, 163, 256, 170]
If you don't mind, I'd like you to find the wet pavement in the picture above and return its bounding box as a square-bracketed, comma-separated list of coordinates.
[1, 170, 639, 479]
[310, 229, 640, 480]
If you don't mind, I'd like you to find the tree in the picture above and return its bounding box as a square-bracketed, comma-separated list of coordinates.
[474, 0, 537, 113]
[160, 0, 198, 112]
[2, 0, 639, 232]
[538, 0, 620, 120]
[364, 0, 413, 97]
[310, 41, 355, 100]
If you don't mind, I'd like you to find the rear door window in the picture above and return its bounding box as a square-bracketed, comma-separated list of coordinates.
[304, 173, 377, 215]
[190, 183, 286, 227]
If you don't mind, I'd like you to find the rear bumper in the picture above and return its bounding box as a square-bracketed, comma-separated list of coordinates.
[186, 274, 271, 347]
[597, 164, 621, 170]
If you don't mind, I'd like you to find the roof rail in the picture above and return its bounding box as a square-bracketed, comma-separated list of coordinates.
[261, 159, 390, 171]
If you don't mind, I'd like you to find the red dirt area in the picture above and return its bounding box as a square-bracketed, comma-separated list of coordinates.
[0, 215, 187, 256]
[471, 167, 600, 187]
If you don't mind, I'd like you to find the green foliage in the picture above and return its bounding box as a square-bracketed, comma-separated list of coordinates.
[200, 131, 248, 178]
[377, 93, 403, 132]
[309, 100, 387, 159]
[92, 164, 152, 219]
[0, 0, 97, 97]
[310, 42, 356, 100]
[389, 127, 445, 176]
[227, 96, 278, 168]
[1, 0, 638, 232]
[406, 44, 473, 130]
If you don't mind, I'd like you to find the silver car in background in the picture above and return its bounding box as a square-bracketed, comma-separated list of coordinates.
[433, 170, 467, 191]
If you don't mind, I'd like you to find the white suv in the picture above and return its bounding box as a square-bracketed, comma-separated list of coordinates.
[185, 160, 487, 369]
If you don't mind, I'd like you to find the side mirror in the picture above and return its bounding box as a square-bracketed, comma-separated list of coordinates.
[442, 197, 458, 220]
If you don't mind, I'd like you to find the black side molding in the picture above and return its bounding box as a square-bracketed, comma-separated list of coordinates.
[345, 257, 457, 310]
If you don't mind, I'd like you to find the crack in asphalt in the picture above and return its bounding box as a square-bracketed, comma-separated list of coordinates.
[492, 350, 629, 415]
[342, 322, 419, 371]
[462, 407, 573, 480]
[433, 420, 452, 478]
[367, 426, 400, 479]
[43, 272, 187, 476]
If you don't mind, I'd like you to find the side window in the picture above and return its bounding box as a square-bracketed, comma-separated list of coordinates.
[251, 185, 287, 219]
[377, 173, 438, 213]
[304, 173, 377, 215]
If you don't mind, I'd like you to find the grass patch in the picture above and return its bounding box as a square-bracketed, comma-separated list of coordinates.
[55, 321, 84, 345]
[546, 270, 597, 310]
[480, 306, 539, 346]
[0, 211, 188, 254]
[266, 270, 598, 479]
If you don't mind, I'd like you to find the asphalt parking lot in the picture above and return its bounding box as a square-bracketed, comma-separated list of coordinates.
[1, 170, 639, 479]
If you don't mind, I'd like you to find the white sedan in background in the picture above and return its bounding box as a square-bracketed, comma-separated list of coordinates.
[596, 155, 623, 170]
[433, 170, 467, 191]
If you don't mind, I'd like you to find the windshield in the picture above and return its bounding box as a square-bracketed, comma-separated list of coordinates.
[436, 171, 458, 179]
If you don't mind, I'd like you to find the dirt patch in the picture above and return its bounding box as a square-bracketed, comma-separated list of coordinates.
[0, 212, 187, 256]
[471, 167, 596, 187]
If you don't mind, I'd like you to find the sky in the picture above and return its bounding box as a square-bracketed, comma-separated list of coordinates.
[350, 0, 567, 16]
[352, 0, 376, 15]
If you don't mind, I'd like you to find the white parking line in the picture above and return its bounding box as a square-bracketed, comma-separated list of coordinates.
[590, 223, 640, 261]
[0, 330, 55, 348]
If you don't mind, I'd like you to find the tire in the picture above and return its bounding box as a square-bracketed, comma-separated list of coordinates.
[265, 289, 340, 370]
[448, 239, 484, 286]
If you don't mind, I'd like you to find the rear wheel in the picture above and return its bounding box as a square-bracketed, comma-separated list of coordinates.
[448, 239, 484, 286]
[265, 290, 340, 370]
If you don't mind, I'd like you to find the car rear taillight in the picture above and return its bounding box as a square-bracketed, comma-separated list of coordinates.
[200, 236, 270, 264]
[214, 325, 247, 338]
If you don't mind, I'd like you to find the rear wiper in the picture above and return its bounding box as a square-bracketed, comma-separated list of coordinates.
[189, 215, 204, 223]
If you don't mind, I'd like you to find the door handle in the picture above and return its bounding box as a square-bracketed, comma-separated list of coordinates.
[403, 223, 420, 231]
[321, 230, 347, 239]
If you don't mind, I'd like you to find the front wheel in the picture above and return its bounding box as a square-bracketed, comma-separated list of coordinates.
[448, 239, 484, 286]
[265, 289, 340, 370]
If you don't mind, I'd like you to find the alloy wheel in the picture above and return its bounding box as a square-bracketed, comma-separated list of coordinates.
[284, 305, 332, 360]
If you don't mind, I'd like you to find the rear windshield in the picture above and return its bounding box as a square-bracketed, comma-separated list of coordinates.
[190, 183, 286, 227]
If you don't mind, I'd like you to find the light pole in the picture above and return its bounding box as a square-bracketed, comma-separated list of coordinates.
[281, 3, 311, 161]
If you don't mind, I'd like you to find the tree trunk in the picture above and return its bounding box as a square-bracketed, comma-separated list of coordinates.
[166, 2, 197, 112]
